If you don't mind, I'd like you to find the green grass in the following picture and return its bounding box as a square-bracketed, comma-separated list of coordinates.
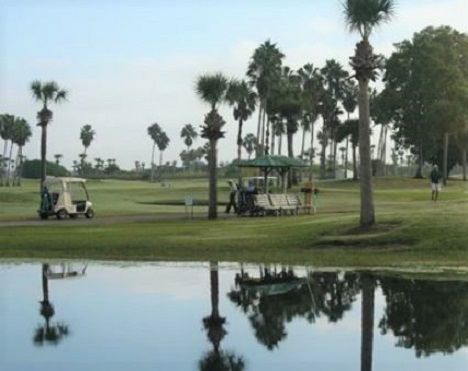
[1, 177, 468, 269]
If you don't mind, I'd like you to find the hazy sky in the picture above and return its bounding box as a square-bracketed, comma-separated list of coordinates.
[1, 0, 466, 170]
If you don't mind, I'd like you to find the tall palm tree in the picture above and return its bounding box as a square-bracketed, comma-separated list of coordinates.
[298, 63, 322, 179]
[30, 80, 68, 191]
[344, 0, 395, 228]
[80, 124, 95, 155]
[147, 123, 162, 182]
[155, 130, 170, 168]
[320, 60, 348, 177]
[226, 79, 257, 166]
[247, 40, 284, 156]
[11, 118, 32, 187]
[243, 133, 256, 160]
[181, 124, 198, 174]
[196, 73, 228, 220]
[181, 124, 198, 152]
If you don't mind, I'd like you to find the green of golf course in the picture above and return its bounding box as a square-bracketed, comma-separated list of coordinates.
[1, 177, 468, 270]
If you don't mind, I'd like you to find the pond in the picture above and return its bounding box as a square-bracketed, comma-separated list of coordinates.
[1, 262, 467, 371]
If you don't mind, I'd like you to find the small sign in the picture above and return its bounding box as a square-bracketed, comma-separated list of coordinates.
[184, 196, 193, 206]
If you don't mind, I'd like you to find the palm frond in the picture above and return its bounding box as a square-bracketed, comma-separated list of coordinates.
[343, 0, 395, 39]
[196, 73, 228, 110]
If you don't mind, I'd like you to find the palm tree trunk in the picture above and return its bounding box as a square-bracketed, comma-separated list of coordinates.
[278, 133, 282, 155]
[255, 104, 263, 158]
[345, 137, 349, 179]
[17, 147, 23, 186]
[261, 108, 267, 155]
[208, 139, 218, 219]
[414, 142, 423, 178]
[358, 79, 375, 228]
[320, 139, 327, 179]
[150, 142, 155, 182]
[353, 143, 358, 180]
[40, 124, 48, 192]
[301, 127, 306, 160]
[7, 140, 14, 186]
[462, 148, 467, 181]
[287, 131, 294, 189]
[237, 119, 243, 186]
[1, 140, 8, 187]
[443, 132, 449, 185]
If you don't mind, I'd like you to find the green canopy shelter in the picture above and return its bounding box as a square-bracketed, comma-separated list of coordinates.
[238, 155, 308, 193]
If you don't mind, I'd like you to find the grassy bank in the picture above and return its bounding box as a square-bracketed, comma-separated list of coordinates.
[1, 177, 468, 268]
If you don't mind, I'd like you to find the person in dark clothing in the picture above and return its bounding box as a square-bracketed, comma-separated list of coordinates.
[225, 180, 238, 214]
[430, 165, 442, 201]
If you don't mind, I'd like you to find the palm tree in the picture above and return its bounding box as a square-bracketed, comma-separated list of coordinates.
[247, 40, 284, 156]
[243, 133, 256, 160]
[196, 73, 228, 220]
[30, 80, 68, 191]
[54, 154, 63, 166]
[181, 124, 198, 174]
[11, 118, 32, 186]
[320, 60, 348, 177]
[180, 124, 198, 152]
[0, 114, 15, 187]
[344, 0, 395, 228]
[155, 130, 170, 169]
[147, 123, 162, 182]
[80, 124, 95, 155]
[226, 79, 257, 166]
[342, 80, 359, 179]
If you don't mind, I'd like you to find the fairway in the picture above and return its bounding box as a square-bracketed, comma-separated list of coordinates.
[1, 177, 468, 269]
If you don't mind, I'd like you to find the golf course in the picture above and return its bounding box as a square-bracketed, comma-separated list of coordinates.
[1, 176, 468, 270]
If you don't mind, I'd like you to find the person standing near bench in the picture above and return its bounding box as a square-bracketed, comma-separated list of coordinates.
[430, 164, 442, 201]
[225, 180, 238, 214]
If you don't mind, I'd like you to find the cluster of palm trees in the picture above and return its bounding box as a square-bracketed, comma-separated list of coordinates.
[147, 122, 170, 182]
[192, 0, 395, 226]
[0, 113, 32, 186]
[10, 1, 392, 228]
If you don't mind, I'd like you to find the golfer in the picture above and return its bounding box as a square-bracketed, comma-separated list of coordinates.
[430, 165, 442, 201]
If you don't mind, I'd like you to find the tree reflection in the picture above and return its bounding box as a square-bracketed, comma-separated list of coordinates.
[360, 273, 375, 371]
[33, 263, 70, 346]
[228, 265, 360, 350]
[199, 261, 245, 371]
[379, 276, 468, 357]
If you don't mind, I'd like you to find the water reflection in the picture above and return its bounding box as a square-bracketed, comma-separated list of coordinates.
[2, 262, 468, 370]
[379, 275, 468, 357]
[228, 266, 361, 350]
[199, 261, 245, 371]
[33, 263, 87, 347]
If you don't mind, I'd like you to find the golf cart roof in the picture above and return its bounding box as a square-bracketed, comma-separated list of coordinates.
[44, 177, 87, 184]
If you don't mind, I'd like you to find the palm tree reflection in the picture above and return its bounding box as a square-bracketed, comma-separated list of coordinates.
[33, 263, 87, 347]
[360, 273, 375, 371]
[199, 261, 245, 371]
[228, 265, 360, 350]
[33, 264, 70, 346]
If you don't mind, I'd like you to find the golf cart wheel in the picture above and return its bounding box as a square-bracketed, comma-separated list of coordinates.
[39, 213, 49, 220]
[85, 208, 95, 219]
[56, 209, 68, 220]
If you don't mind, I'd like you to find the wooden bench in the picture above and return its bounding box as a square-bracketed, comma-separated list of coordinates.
[269, 194, 298, 215]
[286, 194, 311, 214]
[252, 194, 280, 216]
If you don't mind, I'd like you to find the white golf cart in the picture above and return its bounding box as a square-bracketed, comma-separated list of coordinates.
[39, 177, 95, 220]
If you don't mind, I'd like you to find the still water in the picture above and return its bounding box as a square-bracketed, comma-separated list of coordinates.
[1, 262, 467, 371]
